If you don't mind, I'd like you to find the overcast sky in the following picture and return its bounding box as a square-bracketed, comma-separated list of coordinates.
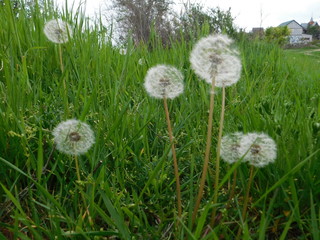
[55, 0, 320, 31]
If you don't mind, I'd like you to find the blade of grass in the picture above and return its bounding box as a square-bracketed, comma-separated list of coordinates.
[279, 211, 295, 240]
[258, 188, 279, 240]
[1, 184, 41, 239]
[310, 191, 319, 240]
[99, 190, 131, 239]
[254, 149, 319, 206]
[138, 145, 172, 199]
[194, 203, 212, 239]
[36, 126, 43, 181]
[0, 157, 73, 225]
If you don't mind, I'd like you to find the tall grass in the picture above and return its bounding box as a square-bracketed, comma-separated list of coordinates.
[0, 0, 320, 239]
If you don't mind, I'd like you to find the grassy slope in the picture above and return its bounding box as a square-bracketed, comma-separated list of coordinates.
[0, 1, 320, 239]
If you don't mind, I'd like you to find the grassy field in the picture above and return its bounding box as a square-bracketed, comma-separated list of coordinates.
[0, 1, 320, 239]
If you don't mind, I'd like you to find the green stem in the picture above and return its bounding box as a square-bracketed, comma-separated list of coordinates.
[74, 155, 94, 227]
[226, 169, 238, 210]
[236, 165, 255, 239]
[192, 77, 216, 226]
[58, 45, 69, 118]
[163, 97, 182, 218]
[74, 155, 81, 184]
[59, 45, 64, 73]
[210, 86, 226, 226]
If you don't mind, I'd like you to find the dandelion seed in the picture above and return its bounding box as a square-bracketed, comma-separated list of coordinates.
[144, 64, 184, 99]
[190, 34, 241, 87]
[119, 48, 127, 55]
[44, 19, 72, 44]
[52, 119, 95, 155]
[239, 133, 277, 168]
[138, 58, 145, 65]
[220, 132, 244, 164]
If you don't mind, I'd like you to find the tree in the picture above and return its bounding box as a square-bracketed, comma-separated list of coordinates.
[265, 26, 290, 46]
[110, 0, 174, 46]
[0, 0, 21, 15]
[307, 25, 320, 40]
[0, 0, 45, 17]
[176, 3, 238, 41]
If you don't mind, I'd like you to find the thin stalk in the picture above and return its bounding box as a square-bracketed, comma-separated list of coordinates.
[74, 155, 81, 184]
[74, 155, 94, 227]
[210, 86, 226, 226]
[59, 45, 69, 118]
[236, 165, 255, 239]
[192, 77, 216, 226]
[58, 45, 64, 73]
[226, 169, 238, 210]
[163, 97, 182, 218]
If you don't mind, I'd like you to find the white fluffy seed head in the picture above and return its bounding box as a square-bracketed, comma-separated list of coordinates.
[44, 19, 72, 44]
[220, 132, 244, 164]
[239, 133, 277, 168]
[52, 119, 95, 155]
[119, 48, 127, 55]
[190, 34, 241, 87]
[144, 64, 184, 99]
[138, 58, 145, 65]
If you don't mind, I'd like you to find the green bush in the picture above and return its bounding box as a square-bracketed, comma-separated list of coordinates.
[265, 26, 291, 46]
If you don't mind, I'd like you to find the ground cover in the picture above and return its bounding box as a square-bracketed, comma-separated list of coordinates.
[0, 2, 319, 239]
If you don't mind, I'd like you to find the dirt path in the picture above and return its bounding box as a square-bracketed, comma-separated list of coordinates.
[307, 48, 320, 52]
[304, 48, 320, 56]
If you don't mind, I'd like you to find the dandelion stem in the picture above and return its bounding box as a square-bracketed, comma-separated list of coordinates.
[58, 45, 69, 117]
[192, 77, 216, 226]
[74, 155, 93, 226]
[210, 86, 226, 227]
[163, 97, 182, 218]
[59, 45, 64, 73]
[226, 169, 238, 210]
[74, 155, 81, 183]
[236, 165, 255, 239]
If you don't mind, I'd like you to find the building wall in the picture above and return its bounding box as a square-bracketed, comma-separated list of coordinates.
[289, 34, 312, 44]
[287, 21, 303, 35]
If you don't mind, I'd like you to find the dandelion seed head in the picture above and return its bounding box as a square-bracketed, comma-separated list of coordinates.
[190, 34, 241, 87]
[144, 65, 184, 99]
[239, 133, 277, 168]
[52, 119, 95, 155]
[119, 48, 127, 55]
[220, 132, 244, 164]
[138, 58, 145, 65]
[44, 19, 72, 44]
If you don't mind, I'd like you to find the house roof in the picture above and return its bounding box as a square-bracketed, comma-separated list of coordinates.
[301, 18, 319, 29]
[279, 20, 306, 29]
[279, 20, 293, 26]
[278, 20, 302, 27]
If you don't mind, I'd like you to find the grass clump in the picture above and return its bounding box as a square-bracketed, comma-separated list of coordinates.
[0, 1, 320, 239]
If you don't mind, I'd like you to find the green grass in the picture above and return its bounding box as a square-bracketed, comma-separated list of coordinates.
[1, 0, 320, 239]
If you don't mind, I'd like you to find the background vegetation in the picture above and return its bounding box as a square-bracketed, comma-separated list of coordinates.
[0, 0, 319, 239]
[265, 26, 291, 46]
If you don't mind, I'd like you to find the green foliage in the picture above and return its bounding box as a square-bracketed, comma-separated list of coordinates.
[177, 4, 238, 41]
[307, 24, 320, 39]
[110, 0, 173, 46]
[265, 26, 291, 46]
[0, 1, 320, 239]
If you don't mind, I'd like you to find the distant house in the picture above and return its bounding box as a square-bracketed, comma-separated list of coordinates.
[301, 17, 319, 29]
[252, 27, 264, 34]
[279, 20, 312, 44]
[251, 27, 264, 38]
[301, 18, 320, 40]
